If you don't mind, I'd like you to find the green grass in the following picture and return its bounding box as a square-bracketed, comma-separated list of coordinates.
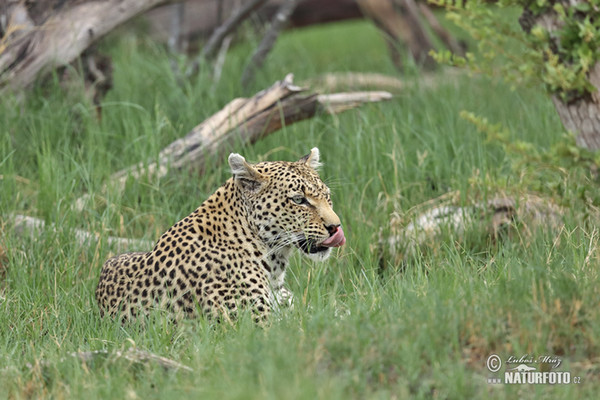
[1, 18, 599, 399]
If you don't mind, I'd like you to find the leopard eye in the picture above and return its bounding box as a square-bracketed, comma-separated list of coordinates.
[290, 195, 308, 205]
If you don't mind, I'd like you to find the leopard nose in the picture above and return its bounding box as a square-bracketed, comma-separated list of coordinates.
[325, 224, 340, 235]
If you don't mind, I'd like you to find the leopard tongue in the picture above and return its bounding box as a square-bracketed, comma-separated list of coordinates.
[320, 227, 346, 248]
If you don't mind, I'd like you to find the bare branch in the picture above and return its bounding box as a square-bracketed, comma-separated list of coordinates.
[186, 0, 268, 78]
[167, 1, 185, 54]
[305, 72, 405, 92]
[241, 0, 299, 89]
[317, 91, 393, 114]
[303, 69, 465, 94]
[418, 3, 465, 57]
[212, 34, 233, 87]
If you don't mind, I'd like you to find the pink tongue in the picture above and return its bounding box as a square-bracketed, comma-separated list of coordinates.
[321, 227, 346, 248]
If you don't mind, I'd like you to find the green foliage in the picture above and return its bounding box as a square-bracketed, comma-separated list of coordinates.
[430, 0, 600, 101]
[460, 110, 600, 212]
[432, 0, 600, 214]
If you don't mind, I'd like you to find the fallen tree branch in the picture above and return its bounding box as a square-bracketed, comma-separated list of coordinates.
[305, 72, 405, 93]
[10, 214, 153, 252]
[0, 0, 173, 91]
[74, 74, 392, 211]
[304, 69, 465, 94]
[378, 191, 565, 265]
[317, 91, 392, 113]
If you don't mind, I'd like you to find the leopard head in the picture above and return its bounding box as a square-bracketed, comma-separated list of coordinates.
[228, 148, 345, 261]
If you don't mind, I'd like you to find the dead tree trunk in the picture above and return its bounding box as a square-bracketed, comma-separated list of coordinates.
[0, 0, 172, 91]
[550, 65, 600, 151]
[520, 4, 600, 150]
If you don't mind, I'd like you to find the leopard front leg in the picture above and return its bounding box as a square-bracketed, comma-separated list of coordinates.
[198, 267, 273, 325]
[273, 286, 294, 308]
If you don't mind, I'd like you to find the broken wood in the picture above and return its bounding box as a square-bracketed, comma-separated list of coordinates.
[317, 91, 392, 114]
[10, 214, 153, 252]
[0, 0, 172, 91]
[305, 72, 405, 93]
[378, 191, 565, 265]
[74, 74, 392, 211]
[304, 69, 465, 94]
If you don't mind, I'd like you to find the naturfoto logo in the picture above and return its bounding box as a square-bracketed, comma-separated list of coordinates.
[485, 354, 582, 385]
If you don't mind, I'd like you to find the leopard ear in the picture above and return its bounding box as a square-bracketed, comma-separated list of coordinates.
[228, 153, 264, 192]
[299, 147, 321, 170]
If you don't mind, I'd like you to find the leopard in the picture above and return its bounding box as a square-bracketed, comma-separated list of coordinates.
[95, 148, 346, 323]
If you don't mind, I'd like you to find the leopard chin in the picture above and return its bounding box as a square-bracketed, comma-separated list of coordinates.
[295, 236, 335, 262]
[296, 237, 330, 255]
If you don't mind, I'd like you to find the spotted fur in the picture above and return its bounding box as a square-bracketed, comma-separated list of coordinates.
[96, 148, 345, 323]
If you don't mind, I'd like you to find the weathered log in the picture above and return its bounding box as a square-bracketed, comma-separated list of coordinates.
[305, 72, 405, 93]
[303, 69, 464, 94]
[0, 0, 173, 91]
[10, 214, 153, 252]
[379, 191, 565, 265]
[317, 91, 393, 114]
[73, 74, 392, 211]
